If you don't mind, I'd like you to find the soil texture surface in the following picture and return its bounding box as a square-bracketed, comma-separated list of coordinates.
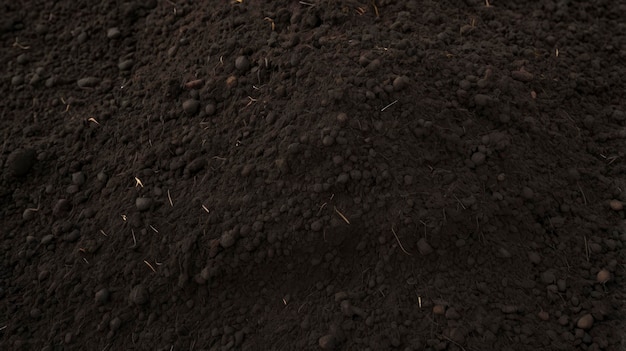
[2, 0, 626, 350]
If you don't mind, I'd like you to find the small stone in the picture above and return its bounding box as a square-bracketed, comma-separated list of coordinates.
[336, 112, 348, 125]
[53, 199, 71, 217]
[107, 27, 121, 39]
[311, 220, 323, 232]
[417, 238, 433, 255]
[17, 53, 29, 64]
[433, 304, 446, 315]
[41, 235, 54, 245]
[609, 199, 623, 211]
[135, 197, 153, 212]
[95, 288, 110, 304]
[340, 300, 354, 317]
[596, 269, 611, 283]
[336, 173, 349, 184]
[63, 230, 81, 242]
[97, 172, 108, 182]
[72, 172, 86, 185]
[538, 310, 549, 321]
[576, 313, 594, 330]
[471, 152, 486, 165]
[109, 316, 122, 331]
[205, 103, 216, 116]
[512, 69, 534, 82]
[77, 77, 100, 88]
[22, 208, 36, 221]
[11, 75, 24, 86]
[235, 56, 250, 71]
[184, 79, 204, 89]
[129, 285, 149, 305]
[7, 148, 36, 177]
[182, 99, 200, 115]
[220, 231, 237, 248]
[30, 308, 42, 319]
[118, 59, 134, 71]
[318, 334, 338, 350]
[392, 75, 410, 91]
[226, 75, 238, 89]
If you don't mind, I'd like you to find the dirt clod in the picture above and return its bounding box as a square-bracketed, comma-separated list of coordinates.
[6, 148, 36, 177]
[129, 285, 149, 305]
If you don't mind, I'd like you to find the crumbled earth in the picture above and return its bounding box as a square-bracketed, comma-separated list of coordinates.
[2, 1, 626, 350]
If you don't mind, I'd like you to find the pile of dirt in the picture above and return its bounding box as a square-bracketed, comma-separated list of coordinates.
[1, 0, 625, 350]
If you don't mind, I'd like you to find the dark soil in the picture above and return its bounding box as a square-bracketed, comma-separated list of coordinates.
[2, 1, 626, 350]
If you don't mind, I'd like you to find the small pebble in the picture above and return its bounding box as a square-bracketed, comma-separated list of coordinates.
[95, 288, 110, 304]
[77, 77, 100, 88]
[471, 151, 486, 165]
[41, 235, 54, 245]
[135, 197, 153, 212]
[118, 59, 134, 71]
[336, 112, 348, 125]
[417, 238, 433, 255]
[11, 75, 24, 86]
[72, 172, 86, 185]
[182, 99, 200, 115]
[107, 27, 121, 39]
[318, 334, 338, 350]
[311, 220, 323, 232]
[109, 317, 122, 331]
[609, 199, 623, 211]
[433, 304, 445, 315]
[576, 313, 594, 330]
[596, 269, 611, 283]
[538, 310, 549, 321]
[220, 231, 237, 248]
[53, 199, 71, 217]
[392, 75, 410, 91]
[23, 208, 36, 221]
[511, 69, 534, 82]
[235, 56, 250, 71]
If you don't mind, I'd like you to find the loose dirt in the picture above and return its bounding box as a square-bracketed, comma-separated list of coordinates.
[2, 1, 626, 350]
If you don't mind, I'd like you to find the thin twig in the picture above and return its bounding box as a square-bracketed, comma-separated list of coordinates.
[167, 189, 173, 207]
[334, 207, 350, 224]
[391, 227, 412, 256]
[144, 260, 156, 273]
[381, 100, 398, 112]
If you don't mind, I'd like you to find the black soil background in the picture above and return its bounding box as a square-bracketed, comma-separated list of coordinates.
[2, 0, 626, 350]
